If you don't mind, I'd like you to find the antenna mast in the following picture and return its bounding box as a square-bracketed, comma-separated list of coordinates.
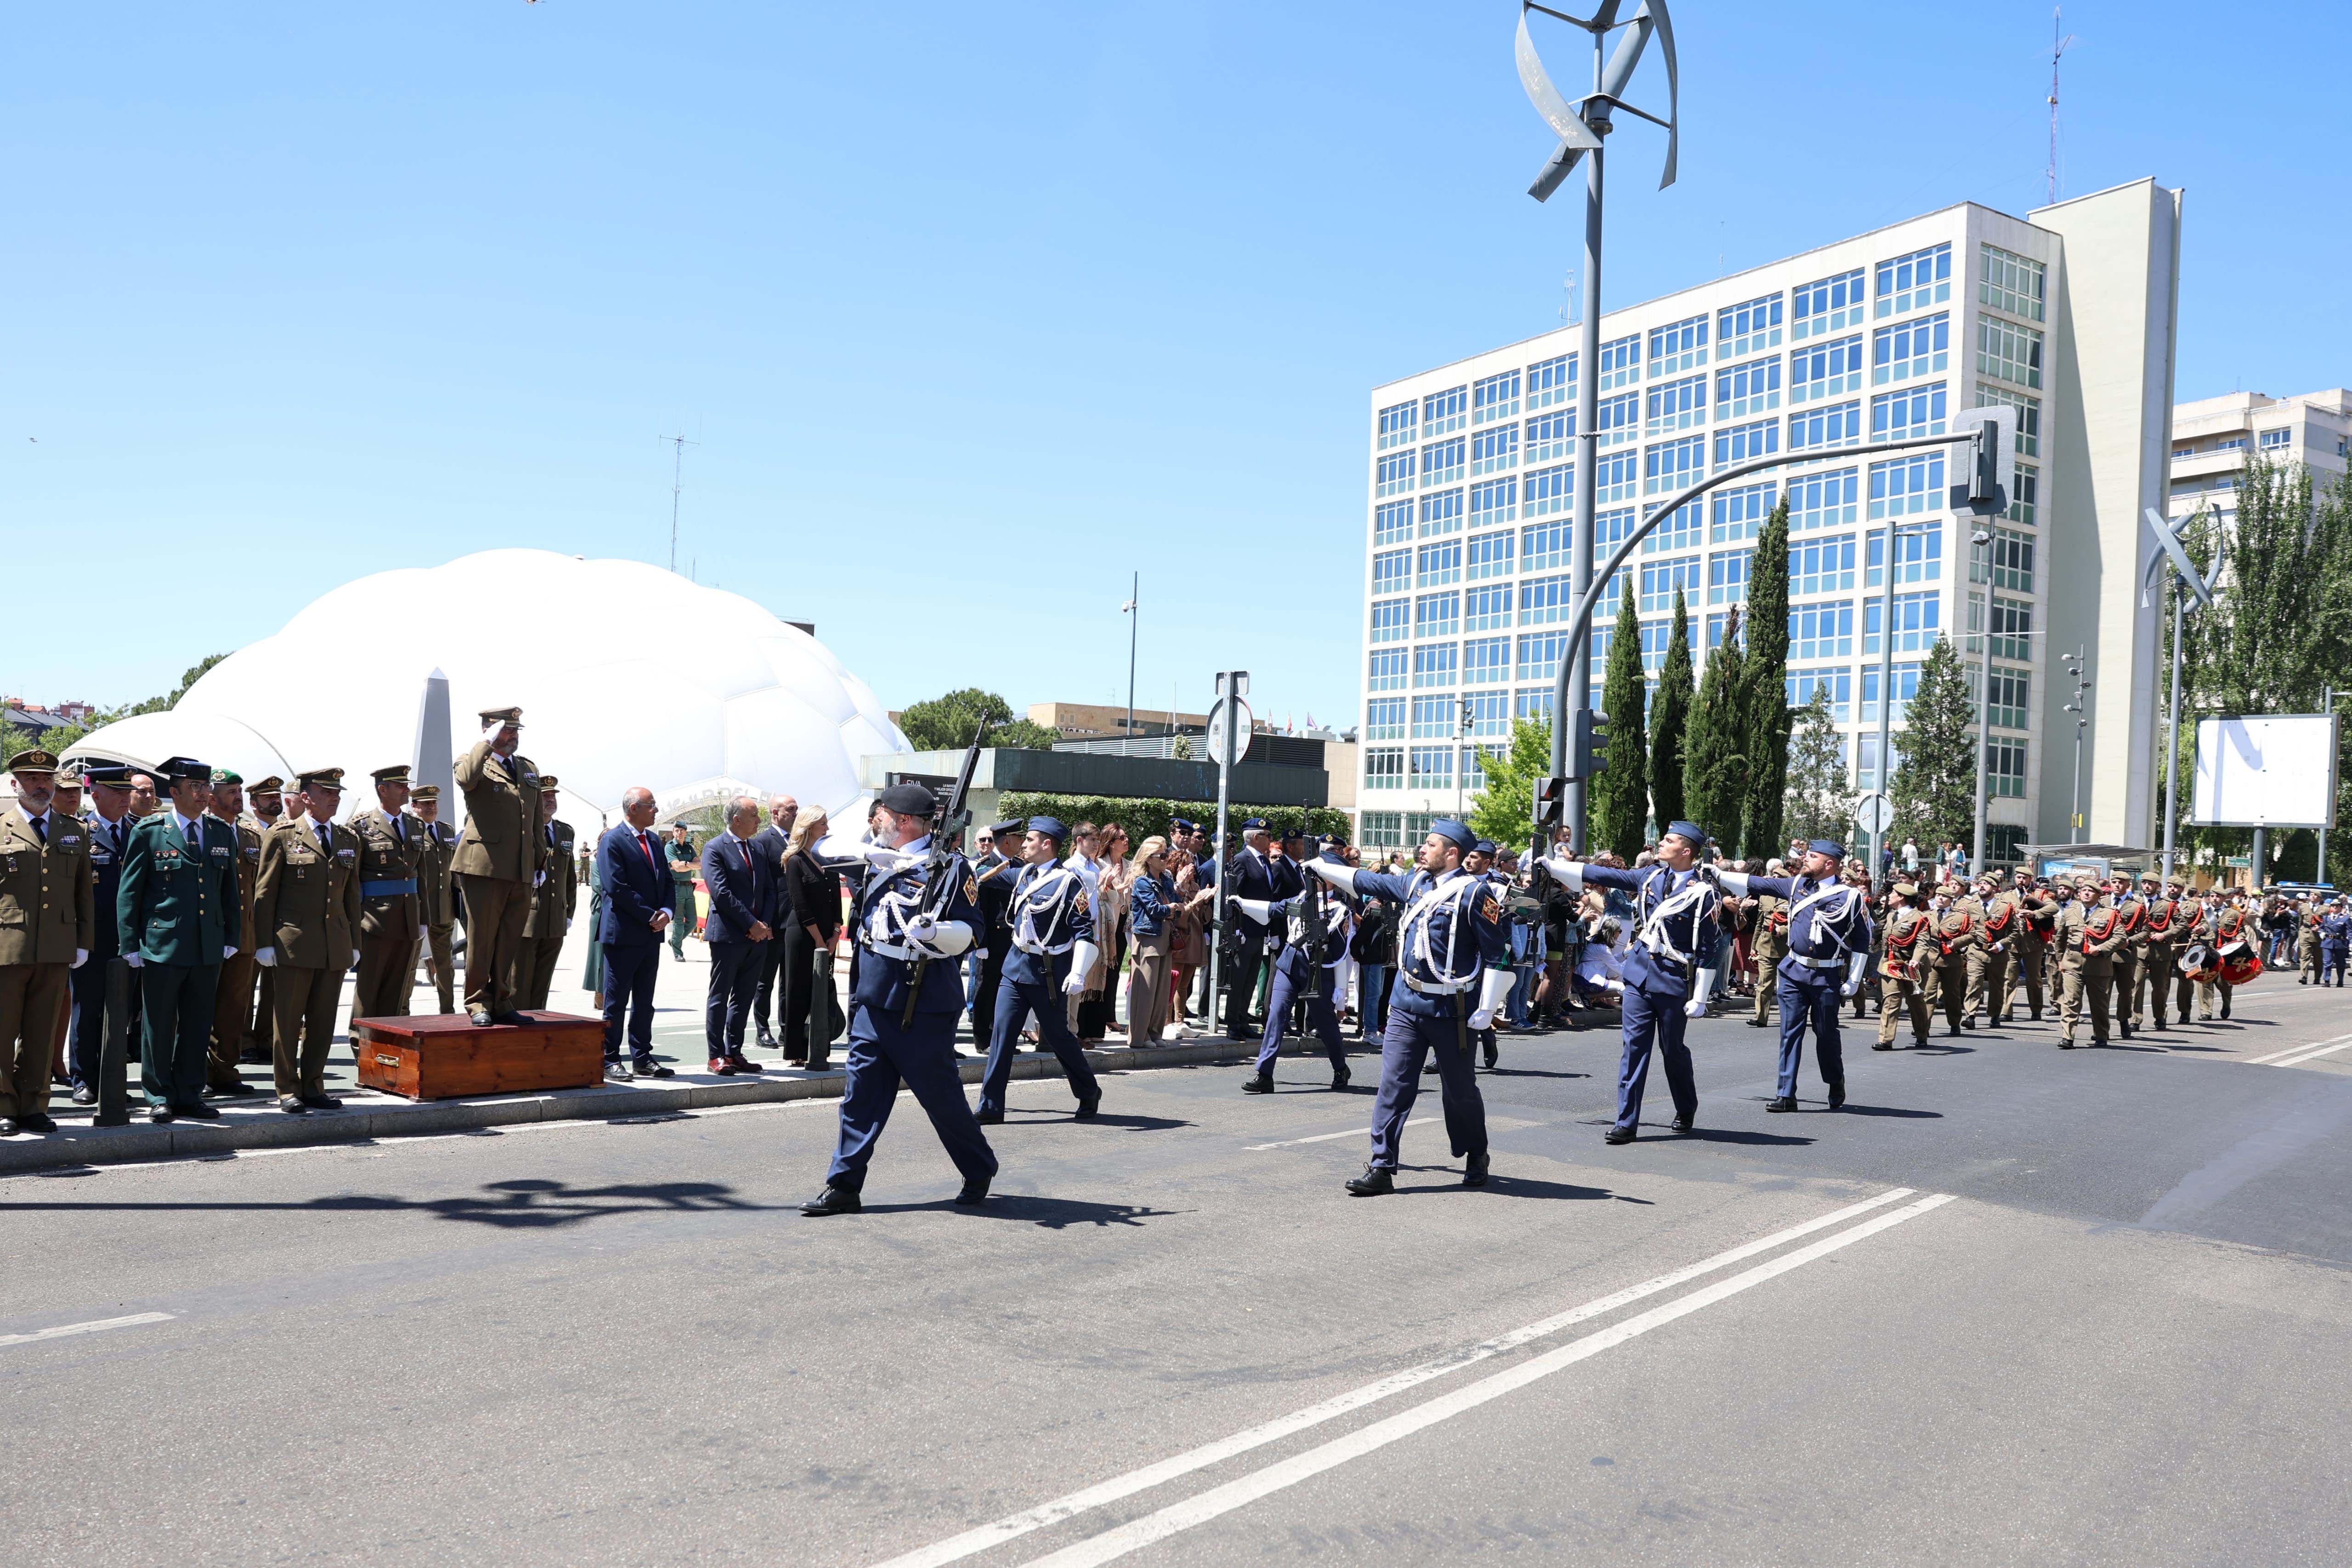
[2047, 8, 2075, 205]
[662, 430, 699, 573]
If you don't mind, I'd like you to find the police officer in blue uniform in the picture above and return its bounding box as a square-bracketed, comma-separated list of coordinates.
[1543, 821, 1722, 1144]
[1303, 817, 1505, 1194]
[2321, 898, 2351, 987]
[1238, 835, 1352, 1095]
[800, 782, 998, 1215]
[1709, 839, 1873, 1112]
[976, 816, 1103, 1123]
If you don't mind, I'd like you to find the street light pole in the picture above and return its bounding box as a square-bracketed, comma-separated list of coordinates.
[2064, 647, 2090, 837]
[1457, 693, 1474, 823]
[1866, 515, 1930, 875]
[1122, 572, 1139, 745]
[1971, 527, 1995, 871]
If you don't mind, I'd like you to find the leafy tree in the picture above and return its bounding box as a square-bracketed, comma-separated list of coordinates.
[1648, 589, 1693, 832]
[0, 650, 228, 764]
[1593, 574, 1650, 858]
[1467, 714, 1552, 849]
[1741, 498, 1793, 857]
[1781, 685, 1855, 846]
[997, 794, 1345, 849]
[895, 688, 1057, 752]
[1685, 605, 1746, 854]
[1889, 632, 1974, 851]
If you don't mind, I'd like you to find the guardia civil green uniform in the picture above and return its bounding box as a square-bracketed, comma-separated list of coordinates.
[116, 757, 242, 1117]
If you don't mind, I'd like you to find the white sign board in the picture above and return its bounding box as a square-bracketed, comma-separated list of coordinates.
[2191, 714, 2340, 828]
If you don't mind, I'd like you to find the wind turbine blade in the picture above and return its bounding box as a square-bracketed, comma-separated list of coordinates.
[1640, 0, 1679, 188]
[1517, 10, 1601, 151]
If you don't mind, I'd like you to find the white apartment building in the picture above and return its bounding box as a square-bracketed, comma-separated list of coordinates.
[1354, 178, 2182, 859]
[2168, 388, 2352, 521]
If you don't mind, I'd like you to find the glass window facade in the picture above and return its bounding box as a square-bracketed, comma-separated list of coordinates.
[1864, 590, 1940, 654]
[1520, 520, 1567, 572]
[1871, 382, 1947, 442]
[1468, 476, 1516, 528]
[1975, 314, 2043, 388]
[1413, 591, 1459, 638]
[1872, 312, 1949, 384]
[1714, 481, 1776, 543]
[1641, 555, 1702, 613]
[1792, 268, 1866, 338]
[1364, 698, 1405, 741]
[1979, 244, 2046, 322]
[1422, 436, 1465, 487]
[1868, 453, 1945, 518]
[1470, 422, 1518, 475]
[1792, 533, 1857, 596]
[1525, 462, 1572, 517]
[1378, 399, 1417, 450]
[1789, 603, 1854, 660]
[1788, 400, 1863, 453]
[1472, 369, 1521, 424]
[1715, 416, 1778, 468]
[1422, 385, 1467, 435]
[1791, 333, 1865, 402]
[1790, 467, 1859, 531]
[1420, 486, 1463, 536]
[1876, 242, 1951, 317]
[1598, 333, 1641, 390]
[1464, 586, 1511, 634]
[1463, 631, 1510, 682]
[1528, 352, 1575, 409]
[1525, 408, 1573, 463]
[1646, 373, 1707, 434]
[1645, 434, 1705, 495]
[1369, 599, 1408, 644]
[1374, 498, 1413, 543]
[1866, 521, 1942, 586]
[1709, 548, 1752, 605]
[1719, 292, 1784, 357]
[1411, 643, 1456, 688]
[1415, 539, 1461, 585]
[1717, 355, 1781, 418]
[1466, 528, 1514, 580]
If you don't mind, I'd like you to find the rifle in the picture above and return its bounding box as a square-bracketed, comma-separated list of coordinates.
[898, 725, 987, 1028]
[1289, 859, 1327, 1002]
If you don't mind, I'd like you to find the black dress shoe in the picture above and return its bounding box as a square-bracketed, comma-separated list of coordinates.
[1827, 1082, 1846, 1110]
[1345, 1165, 1396, 1196]
[16, 1113, 57, 1133]
[0, 1117, 18, 1136]
[70, 1085, 96, 1106]
[147, 1105, 175, 1124]
[755, 1027, 778, 1050]
[1241, 1073, 1274, 1094]
[1671, 1112, 1695, 1133]
[492, 1011, 533, 1027]
[279, 1096, 308, 1115]
[469, 1007, 494, 1026]
[1482, 1041, 1499, 1069]
[1747, 1017, 1767, 1027]
[631, 1058, 674, 1079]
[1461, 1151, 1490, 1188]
[975, 1109, 1004, 1124]
[208, 1080, 260, 1098]
[1764, 1095, 1799, 1112]
[1871, 1040, 1894, 1051]
[1073, 1093, 1101, 1120]
[954, 1177, 990, 1206]
[1331, 1066, 1351, 1091]
[92, 1112, 130, 1128]
[1604, 1126, 1636, 1145]
[300, 1091, 341, 1110]
[800, 1185, 861, 1216]
[180, 1102, 221, 1121]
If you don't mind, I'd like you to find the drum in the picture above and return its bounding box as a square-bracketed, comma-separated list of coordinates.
[2219, 950, 2265, 986]
[2180, 942, 2218, 984]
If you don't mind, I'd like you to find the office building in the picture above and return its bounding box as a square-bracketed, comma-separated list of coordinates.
[1354, 178, 2182, 856]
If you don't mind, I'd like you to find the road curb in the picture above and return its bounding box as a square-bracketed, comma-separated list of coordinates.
[0, 1036, 1273, 1175]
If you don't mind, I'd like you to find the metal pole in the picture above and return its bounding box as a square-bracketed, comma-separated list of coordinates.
[2320, 685, 2335, 884]
[1456, 695, 1470, 823]
[1869, 516, 1905, 874]
[1125, 571, 1138, 745]
[2251, 826, 2267, 893]
[2070, 646, 2087, 835]
[1208, 673, 1239, 1036]
[1971, 532, 1995, 871]
[2161, 586, 2186, 883]
[1559, 68, 1606, 854]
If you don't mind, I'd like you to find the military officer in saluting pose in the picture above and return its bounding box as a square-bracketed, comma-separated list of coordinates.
[800, 781, 998, 1216]
[452, 706, 547, 1025]
[1710, 839, 1873, 1112]
[351, 764, 425, 1019]
[0, 750, 95, 1135]
[253, 767, 364, 1113]
[974, 815, 1103, 1124]
[117, 756, 241, 1122]
[1542, 820, 1723, 1144]
[1301, 817, 1503, 1194]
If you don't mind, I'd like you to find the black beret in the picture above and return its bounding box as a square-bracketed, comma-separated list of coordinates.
[876, 781, 936, 817]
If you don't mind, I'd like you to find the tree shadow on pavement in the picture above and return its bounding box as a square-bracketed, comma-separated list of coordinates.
[859, 1195, 1184, 1229]
[1830, 1103, 1941, 1118]
[0, 1178, 775, 1231]
[1003, 1112, 1190, 1132]
[1668, 1126, 1815, 1146]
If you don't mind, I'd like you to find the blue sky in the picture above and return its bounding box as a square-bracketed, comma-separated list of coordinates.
[6, 1, 2346, 729]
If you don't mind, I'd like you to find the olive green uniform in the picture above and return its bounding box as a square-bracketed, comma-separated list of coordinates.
[254, 816, 363, 1097]
[1964, 891, 2013, 1025]
[414, 811, 458, 1013]
[205, 812, 264, 1089]
[2053, 897, 2129, 1046]
[452, 739, 547, 1018]
[1749, 894, 1784, 1025]
[1922, 899, 1980, 1034]
[666, 834, 698, 958]
[350, 805, 424, 1018]
[0, 804, 96, 1121]
[1874, 904, 1933, 1048]
[519, 818, 577, 1011]
[2298, 909, 2324, 983]
[2010, 889, 2053, 1021]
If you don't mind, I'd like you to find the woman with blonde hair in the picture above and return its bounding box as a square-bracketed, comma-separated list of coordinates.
[1078, 823, 1133, 1041]
[779, 808, 842, 1067]
[1125, 835, 1178, 1044]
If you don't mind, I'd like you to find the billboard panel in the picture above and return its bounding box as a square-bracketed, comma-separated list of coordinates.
[2190, 714, 2340, 828]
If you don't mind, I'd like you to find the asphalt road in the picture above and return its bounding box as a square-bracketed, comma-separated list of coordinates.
[6, 976, 2351, 1567]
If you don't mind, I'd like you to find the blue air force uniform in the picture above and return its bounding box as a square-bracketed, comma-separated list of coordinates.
[1546, 824, 1722, 1139]
[1317, 820, 1509, 1185]
[814, 789, 998, 1203]
[1717, 846, 1875, 1104]
[1241, 860, 1352, 1084]
[2321, 907, 2351, 986]
[979, 818, 1102, 1120]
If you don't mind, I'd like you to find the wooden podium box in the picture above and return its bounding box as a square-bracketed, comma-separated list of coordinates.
[352, 1013, 607, 1101]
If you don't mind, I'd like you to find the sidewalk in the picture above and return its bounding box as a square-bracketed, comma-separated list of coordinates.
[2, 923, 1262, 1175]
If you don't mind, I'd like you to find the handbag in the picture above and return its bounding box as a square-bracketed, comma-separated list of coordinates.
[814, 940, 846, 1045]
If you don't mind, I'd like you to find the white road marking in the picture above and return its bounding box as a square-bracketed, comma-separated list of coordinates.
[0, 1311, 175, 1349]
[2245, 1031, 2352, 1065]
[867, 1186, 1919, 1568]
[2262, 1036, 2352, 1070]
[1248, 1118, 1431, 1151]
[1017, 1193, 1956, 1568]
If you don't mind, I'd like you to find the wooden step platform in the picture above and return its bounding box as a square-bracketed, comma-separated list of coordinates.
[352, 1012, 606, 1101]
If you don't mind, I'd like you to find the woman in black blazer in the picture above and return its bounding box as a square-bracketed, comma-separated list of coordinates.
[780, 810, 843, 1066]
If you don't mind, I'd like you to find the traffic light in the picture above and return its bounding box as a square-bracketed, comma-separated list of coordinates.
[1962, 420, 2006, 515]
[1566, 707, 1609, 780]
[1532, 775, 1566, 830]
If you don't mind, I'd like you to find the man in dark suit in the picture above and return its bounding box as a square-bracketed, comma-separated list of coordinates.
[746, 794, 797, 1049]
[701, 795, 775, 1075]
[70, 765, 140, 1125]
[594, 786, 678, 1079]
[1222, 818, 1279, 1039]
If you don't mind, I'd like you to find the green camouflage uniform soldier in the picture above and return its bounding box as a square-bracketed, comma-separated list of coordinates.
[350, 764, 425, 1019]
[0, 750, 96, 1135]
[2052, 874, 2129, 1048]
[518, 778, 578, 1010]
[253, 766, 364, 1113]
[410, 786, 458, 1013]
[452, 706, 547, 1026]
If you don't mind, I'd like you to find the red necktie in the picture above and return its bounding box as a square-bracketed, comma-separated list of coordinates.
[639, 832, 656, 866]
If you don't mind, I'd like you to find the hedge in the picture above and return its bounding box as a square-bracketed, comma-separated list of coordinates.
[997, 794, 1350, 848]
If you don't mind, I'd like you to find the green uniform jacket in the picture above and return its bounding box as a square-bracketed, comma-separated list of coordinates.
[117, 812, 240, 966]
[2053, 900, 2129, 973]
[0, 807, 97, 966]
[213, 813, 262, 954]
[414, 816, 457, 925]
[452, 742, 547, 883]
[351, 806, 424, 942]
[524, 821, 579, 938]
[253, 818, 364, 968]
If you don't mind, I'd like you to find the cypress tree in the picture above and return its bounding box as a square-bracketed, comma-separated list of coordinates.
[1649, 589, 1694, 831]
[1685, 604, 1746, 855]
[1594, 573, 1651, 858]
[1741, 497, 1794, 857]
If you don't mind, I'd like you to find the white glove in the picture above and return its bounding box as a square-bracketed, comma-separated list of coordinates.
[907, 916, 972, 957]
[1840, 950, 1866, 998]
[1468, 1008, 1495, 1031]
[1539, 855, 1585, 894]
[1684, 969, 1715, 1019]
[534, 871, 547, 886]
[222, 945, 237, 961]
[125, 952, 144, 969]
[256, 947, 277, 968]
[71, 948, 87, 970]
[1711, 866, 1753, 897]
[1063, 939, 1101, 996]
[351, 948, 362, 969]
[1302, 859, 1360, 893]
[1477, 964, 1514, 1021]
[1232, 898, 1273, 923]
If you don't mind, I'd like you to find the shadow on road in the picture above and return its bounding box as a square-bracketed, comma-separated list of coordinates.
[856, 1195, 1183, 1229]
[0, 1177, 774, 1230]
[1482, 1067, 1592, 1081]
[1832, 1103, 1942, 1119]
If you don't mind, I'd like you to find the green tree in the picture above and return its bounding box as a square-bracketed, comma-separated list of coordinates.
[1593, 574, 1650, 857]
[1889, 633, 1974, 851]
[1781, 685, 1855, 845]
[0, 650, 229, 765]
[1741, 498, 1793, 857]
[1648, 589, 1694, 832]
[1685, 604, 1746, 853]
[895, 688, 1058, 752]
[1467, 713, 1553, 849]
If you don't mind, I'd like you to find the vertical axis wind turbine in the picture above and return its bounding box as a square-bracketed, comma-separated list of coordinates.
[1515, 0, 1679, 854]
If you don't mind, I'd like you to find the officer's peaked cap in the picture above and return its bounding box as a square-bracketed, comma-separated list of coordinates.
[1240, 816, 1269, 832]
[988, 818, 1024, 839]
[295, 765, 345, 790]
[156, 755, 209, 783]
[6, 748, 58, 775]
[371, 764, 412, 784]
